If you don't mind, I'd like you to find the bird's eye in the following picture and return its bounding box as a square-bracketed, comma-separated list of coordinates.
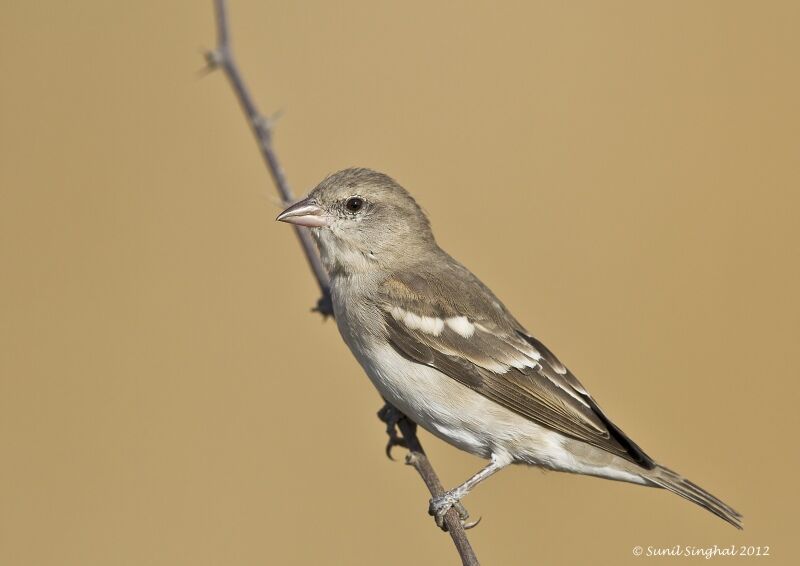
[345, 197, 364, 212]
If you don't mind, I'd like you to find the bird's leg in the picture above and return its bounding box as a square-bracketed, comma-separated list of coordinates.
[429, 453, 511, 530]
[377, 402, 417, 460]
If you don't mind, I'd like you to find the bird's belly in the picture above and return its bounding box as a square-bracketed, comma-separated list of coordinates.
[355, 341, 498, 457]
[346, 340, 647, 483]
[348, 338, 554, 462]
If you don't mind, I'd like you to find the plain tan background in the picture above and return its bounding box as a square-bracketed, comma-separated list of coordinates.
[2, 1, 798, 564]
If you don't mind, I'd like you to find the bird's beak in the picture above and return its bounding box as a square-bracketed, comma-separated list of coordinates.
[276, 198, 329, 227]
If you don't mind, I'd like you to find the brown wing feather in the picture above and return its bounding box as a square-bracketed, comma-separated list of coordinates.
[380, 266, 655, 469]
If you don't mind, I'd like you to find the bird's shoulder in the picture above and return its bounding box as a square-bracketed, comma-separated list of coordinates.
[378, 251, 521, 331]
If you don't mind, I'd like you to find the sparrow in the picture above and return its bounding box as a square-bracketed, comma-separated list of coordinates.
[276, 168, 742, 530]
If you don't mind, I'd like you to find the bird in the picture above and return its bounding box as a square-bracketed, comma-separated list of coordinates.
[276, 167, 742, 530]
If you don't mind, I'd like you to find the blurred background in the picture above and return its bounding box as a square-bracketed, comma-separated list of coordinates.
[2, 1, 798, 564]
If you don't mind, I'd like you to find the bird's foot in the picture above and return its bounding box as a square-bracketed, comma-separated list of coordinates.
[428, 490, 481, 531]
[377, 403, 416, 460]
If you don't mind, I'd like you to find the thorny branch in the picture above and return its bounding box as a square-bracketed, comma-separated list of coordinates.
[207, 0, 332, 316]
[205, 1, 479, 564]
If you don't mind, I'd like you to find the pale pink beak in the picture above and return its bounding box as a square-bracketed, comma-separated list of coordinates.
[276, 198, 329, 227]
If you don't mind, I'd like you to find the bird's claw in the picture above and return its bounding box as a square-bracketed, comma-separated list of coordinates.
[377, 403, 415, 461]
[428, 492, 480, 531]
[383, 424, 408, 460]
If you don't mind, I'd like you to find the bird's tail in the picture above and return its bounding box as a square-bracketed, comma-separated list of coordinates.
[643, 466, 742, 529]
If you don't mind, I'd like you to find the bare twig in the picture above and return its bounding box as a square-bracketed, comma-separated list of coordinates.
[206, 1, 479, 564]
[208, 0, 331, 315]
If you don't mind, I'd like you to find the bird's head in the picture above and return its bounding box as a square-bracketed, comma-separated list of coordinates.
[277, 168, 435, 275]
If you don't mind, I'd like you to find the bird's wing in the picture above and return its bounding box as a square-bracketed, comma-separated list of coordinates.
[378, 266, 654, 468]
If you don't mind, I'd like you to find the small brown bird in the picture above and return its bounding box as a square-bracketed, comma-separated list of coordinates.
[277, 168, 742, 530]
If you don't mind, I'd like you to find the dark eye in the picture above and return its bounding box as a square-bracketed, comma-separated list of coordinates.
[345, 197, 364, 212]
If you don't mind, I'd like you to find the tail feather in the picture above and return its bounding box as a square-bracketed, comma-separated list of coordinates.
[645, 466, 743, 529]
